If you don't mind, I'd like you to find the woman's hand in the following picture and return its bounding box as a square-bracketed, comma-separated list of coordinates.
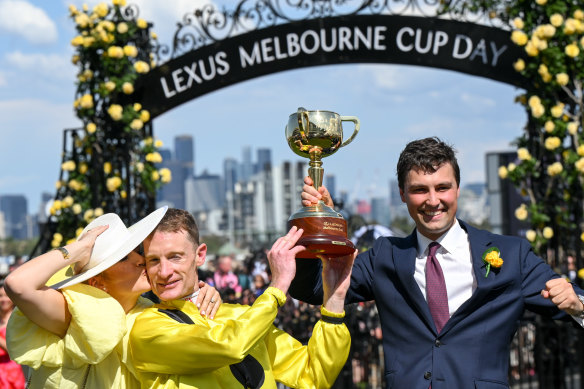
[196, 281, 221, 319]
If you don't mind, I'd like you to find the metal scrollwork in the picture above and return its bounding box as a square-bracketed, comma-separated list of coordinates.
[152, 0, 507, 64]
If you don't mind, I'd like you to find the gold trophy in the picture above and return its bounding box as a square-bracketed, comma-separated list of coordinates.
[285, 107, 360, 258]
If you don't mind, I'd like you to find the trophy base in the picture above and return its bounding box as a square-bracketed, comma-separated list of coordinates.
[287, 201, 355, 259]
[296, 235, 356, 259]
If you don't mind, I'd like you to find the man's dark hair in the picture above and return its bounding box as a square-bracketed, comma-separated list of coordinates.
[396, 137, 460, 190]
[153, 208, 200, 247]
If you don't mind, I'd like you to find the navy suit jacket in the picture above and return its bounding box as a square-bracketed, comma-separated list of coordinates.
[289, 220, 582, 388]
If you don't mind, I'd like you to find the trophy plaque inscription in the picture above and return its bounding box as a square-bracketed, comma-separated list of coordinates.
[285, 108, 360, 258]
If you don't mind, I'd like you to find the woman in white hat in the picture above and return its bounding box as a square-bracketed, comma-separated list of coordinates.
[4, 206, 221, 388]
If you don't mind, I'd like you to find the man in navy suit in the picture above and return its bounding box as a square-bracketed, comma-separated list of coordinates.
[289, 136, 584, 388]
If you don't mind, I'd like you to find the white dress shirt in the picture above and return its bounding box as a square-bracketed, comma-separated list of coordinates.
[414, 219, 476, 317]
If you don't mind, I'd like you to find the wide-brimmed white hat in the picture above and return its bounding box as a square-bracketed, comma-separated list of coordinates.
[50, 206, 168, 289]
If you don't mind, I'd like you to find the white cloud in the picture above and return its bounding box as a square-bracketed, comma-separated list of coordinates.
[5, 51, 74, 80]
[0, 0, 58, 44]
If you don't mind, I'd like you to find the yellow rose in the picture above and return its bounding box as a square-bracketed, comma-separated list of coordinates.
[151, 32, 158, 40]
[86, 122, 97, 133]
[94, 208, 104, 217]
[120, 190, 127, 199]
[515, 204, 528, 220]
[71, 55, 80, 64]
[78, 162, 88, 174]
[75, 13, 90, 28]
[130, 119, 144, 130]
[122, 82, 134, 94]
[513, 59, 525, 72]
[543, 24, 556, 38]
[536, 0, 547, 4]
[104, 161, 112, 174]
[108, 104, 123, 121]
[61, 160, 76, 171]
[498, 166, 508, 179]
[574, 9, 584, 20]
[106, 176, 122, 192]
[511, 30, 528, 46]
[531, 103, 545, 118]
[134, 61, 150, 73]
[508, 162, 516, 172]
[84, 209, 94, 222]
[82, 37, 95, 48]
[159, 168, 172, 183]
[547, 162, 563, 176]
[123, 45, 137, 57]
[578, 145, 584, 156]
[68, 179, 84, 191]
[69, 5, 78, 15]
[550, 14, 563, 27]
[117, 22, 128, 34]
[63, 196, 74, 207]
[53, 232, 63, 242]
[538, 64, 548, 76]
[151, 170, 160, 181]
[567, 122, 579, 135]
[544, 121, 555, 133]
[133, 103, 142, 111]
[564, 18, 578, 34]
[76, 227, 84, 236]
[517, 148, 531, 160]
[104, 81, 116, 91]
[112, 0, 126, 6]
[525, 41, 539, 57]
[52, 200, 63, 211]
[143, 137, 153, 146]
[566, 44, 580, 58]
[154, 139, 163, 148]
[80, 94, 93, 109]
[575, 157, 584, 172]
[525, 229, 536, 242]
[145, 152, 162, 163]
[556, 73, 569, 86]
[136, 162, 144, 172]
[542, 226, 554, 239]
[94, 3, 108, 17]
[532, 36, 547, 51]
[513, 18, 524, 29]
[544, 136, 561, 150]
[136, 18, 148, 29]
[55, 180, 63, 189]
[551, 103, 564, 118]
[73, 204, 82, 215]
[107, 46, 124, 59]
[140, 110, 150, 122]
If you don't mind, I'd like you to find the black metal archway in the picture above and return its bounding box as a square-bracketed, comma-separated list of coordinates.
[136, 2, 527, 119]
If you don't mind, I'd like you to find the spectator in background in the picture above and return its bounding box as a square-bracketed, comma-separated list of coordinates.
[208, 255, 242, 299]
[0, 279, 25, 389]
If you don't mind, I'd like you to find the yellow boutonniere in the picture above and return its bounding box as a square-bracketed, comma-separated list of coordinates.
[482, 247, 503, 277]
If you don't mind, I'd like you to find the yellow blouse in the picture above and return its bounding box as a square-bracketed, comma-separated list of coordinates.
[130, 287, 350, 389]
[7, 284, 152, 389]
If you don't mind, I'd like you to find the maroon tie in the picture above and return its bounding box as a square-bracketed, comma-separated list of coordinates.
[426, 242, 449, 333]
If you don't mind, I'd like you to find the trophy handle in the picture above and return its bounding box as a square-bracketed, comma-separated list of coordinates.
[340, 116, 360, 148]
[297, 108, 310, 135]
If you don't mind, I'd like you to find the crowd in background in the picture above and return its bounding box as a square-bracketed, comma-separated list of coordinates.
[200, 249, 385, 388]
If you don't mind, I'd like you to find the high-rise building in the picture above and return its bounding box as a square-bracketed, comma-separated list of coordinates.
[371, 197, 390, 226]
[185, 171, 224, 213]
[0, 195, 28, 239]
[256, 148, 272, 173]
[272, 161, 307, 233]
[241, 146, 253, 181]
[174, 135, 194, 177]
[325, 174, 336, 201]
[157, 148, 186, 209]
[223, 158, 239, 194]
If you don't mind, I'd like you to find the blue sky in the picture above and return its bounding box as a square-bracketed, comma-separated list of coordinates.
[0, 0, 525, 213]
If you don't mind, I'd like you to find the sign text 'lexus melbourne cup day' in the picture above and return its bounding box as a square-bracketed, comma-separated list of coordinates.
[139, 15, 525, 118]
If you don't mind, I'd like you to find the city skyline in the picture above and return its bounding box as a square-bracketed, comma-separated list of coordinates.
[0, 0, 525, 214]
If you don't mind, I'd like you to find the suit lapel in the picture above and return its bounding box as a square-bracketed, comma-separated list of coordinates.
[394, 231, 437, 333]
[440, 221, 498, 335]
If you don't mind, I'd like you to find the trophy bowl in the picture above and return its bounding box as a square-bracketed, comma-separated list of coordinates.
[285, 108, 360, 258]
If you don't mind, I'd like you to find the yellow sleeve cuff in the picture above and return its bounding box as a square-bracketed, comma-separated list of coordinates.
[265, 287, 287, 307]
[321, 306, 345, 318]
